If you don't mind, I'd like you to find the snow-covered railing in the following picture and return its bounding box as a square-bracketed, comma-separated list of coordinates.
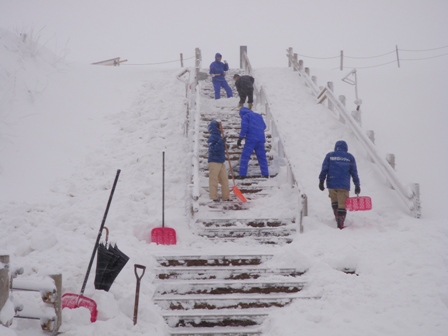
[0, 255, 62, 334]
[241, 47, 308, 233]
[286, 48, 421, 218]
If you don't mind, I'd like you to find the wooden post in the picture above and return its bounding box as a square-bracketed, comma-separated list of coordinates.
[180, 53, 184, 67]
[49, 274, 62, 334]
[288, 47, 293, 67]
[327, 82, 334, 112]
[312, 76, 317, 86]
[240, 45, 247, 69]
[293, 53, 298, 71]
[340, 50, 343, 70]
[351, 109, 362, 127]
[298, 60, 303, 71]
[339, 95, 346, 106]
[396, 45, 400, 68]
[366, 130, 375, 162]
[0, 255, 10, 326]
[386, 154, 396, 170]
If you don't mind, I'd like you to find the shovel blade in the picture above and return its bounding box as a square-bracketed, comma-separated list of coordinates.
[232, 185, 247, 203]
[151, 227, 177, 245]
[346, 196, 372, 211]
[62, 293, 98, 322]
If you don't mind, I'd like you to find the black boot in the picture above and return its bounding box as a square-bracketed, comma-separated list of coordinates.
[331, 202, 338, 220]
[337, 209, 347, 229]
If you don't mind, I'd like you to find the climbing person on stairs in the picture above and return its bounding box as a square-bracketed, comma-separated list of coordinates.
[233, 74, 254, 109]
[236, 107, 269, 179]
[209, 53, 233, 100]
[207, 120, 230, 202]
[318, 140, 361, 229]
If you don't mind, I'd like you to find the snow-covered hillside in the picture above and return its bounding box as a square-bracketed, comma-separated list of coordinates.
[1, 28, 448, 336]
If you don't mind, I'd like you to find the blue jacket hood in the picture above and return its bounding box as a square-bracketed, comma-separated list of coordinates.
[208, 120, 221, 135]
[334, 140, 348, 152]
[215, 53, 222, 59]
[239, 107, 251, 118]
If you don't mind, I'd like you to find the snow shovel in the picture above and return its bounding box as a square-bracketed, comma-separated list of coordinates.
[133, 264, 146, 325]
[151, 152, 177, 245]
[346, 195, 372, 211]
[219, 123, 247, 202]
[62, 169, 121, 322]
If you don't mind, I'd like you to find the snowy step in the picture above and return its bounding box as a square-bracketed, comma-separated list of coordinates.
[155, 255, 274, 268]
[154, 266, 306, 281]
[196, 218, 296, 229]
[167, 326, 262, 336]
[195, 227, 297, 240]
[155, 280, 305, 296]
[153, 293, 305, 310]
[162, 310, 268, 328]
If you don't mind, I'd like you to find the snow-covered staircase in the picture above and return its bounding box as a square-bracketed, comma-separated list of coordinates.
[152, 69, 307, 335]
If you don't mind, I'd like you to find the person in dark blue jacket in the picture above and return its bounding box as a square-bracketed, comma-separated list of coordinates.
[209, 53, 233, 100]
[208, 120, 230, 201]
[319, 140, 361, 229]
[237, 107, 269, 178]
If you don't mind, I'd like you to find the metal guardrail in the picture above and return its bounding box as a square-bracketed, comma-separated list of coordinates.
[286, 48, 421, 218]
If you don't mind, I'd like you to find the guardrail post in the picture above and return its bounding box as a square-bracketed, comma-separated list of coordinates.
[312, 76, 317, 86]
[366, 130, 375, 162]
[327, 82, 334, 112]
[240, 45, 247, 69]
[411, 183, 421, 218]
[293, 53, 298, 71]
[351, 108, 362, 127]
[298, 60, 303, 72]
[0, 255, 10, 327]
[386, 154, 396, 170]
[288, 47, 293, 67]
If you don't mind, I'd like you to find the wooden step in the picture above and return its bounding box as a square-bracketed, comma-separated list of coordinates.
[155, 280, 305, 296]
[162, 310, 268, 328]
[167, 326, 262, 336]
[154, 266, 306, 281]
[155, 255, 274, 268]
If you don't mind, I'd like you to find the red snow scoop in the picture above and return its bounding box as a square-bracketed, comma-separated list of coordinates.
[220, 124, 247, 203]
[346, 195, 372, 211]
[62, 169, 121, 322]
[151, 152, 177, 245]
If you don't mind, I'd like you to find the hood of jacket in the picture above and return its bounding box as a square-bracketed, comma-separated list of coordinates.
[215, 53, 222, 59]
[334, 140, 348, 152]
[239, 107, 251, 118]
[208, 120, 221, 135]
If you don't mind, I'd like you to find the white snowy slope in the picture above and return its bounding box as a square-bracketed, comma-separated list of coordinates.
[1, 29, 448, 336]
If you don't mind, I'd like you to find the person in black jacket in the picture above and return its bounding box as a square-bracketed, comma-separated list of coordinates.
[207, 120, 230, 202]
[233, 74, 254, 109]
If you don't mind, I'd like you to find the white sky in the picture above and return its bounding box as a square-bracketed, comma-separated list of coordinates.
[1, 0, 447, 68]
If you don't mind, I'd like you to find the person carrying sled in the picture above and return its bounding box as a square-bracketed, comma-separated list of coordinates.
[233, 74, 254, 109]
[207, 120, 230, 202]
[318, 140, 361, 229]
[209, 53, 233, 100]
[236, 107, 269, 179]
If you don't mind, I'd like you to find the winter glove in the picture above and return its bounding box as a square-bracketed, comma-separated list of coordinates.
[237, 138, 242, 148]
[319, 180, 325, 191]
[224, 60, 227, 64]
[355, 186, 361, 195]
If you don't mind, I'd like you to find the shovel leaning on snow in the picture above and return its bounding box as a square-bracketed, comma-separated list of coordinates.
[220, 123, 247, 202]
[62, 169, 121, 322]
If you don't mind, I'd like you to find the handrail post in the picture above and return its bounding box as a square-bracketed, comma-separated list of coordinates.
[240, 45, 247, 69]
[0, 255, 10, 327]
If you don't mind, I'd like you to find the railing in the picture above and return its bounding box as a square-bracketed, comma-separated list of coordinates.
[241, 47, 308, 233]
[286, 47, 421, 218]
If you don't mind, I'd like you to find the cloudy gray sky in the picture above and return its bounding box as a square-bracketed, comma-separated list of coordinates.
[2, 0, 447, 68]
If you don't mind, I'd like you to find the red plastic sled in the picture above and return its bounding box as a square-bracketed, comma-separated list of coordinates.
[151, 227, 177, 245]
[346, 196, 372, 211]
[62, 293, 98, 322]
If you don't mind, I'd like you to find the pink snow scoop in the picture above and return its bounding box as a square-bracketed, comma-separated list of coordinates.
[62, 169, 121, 322]
[345, 195, 372, 211]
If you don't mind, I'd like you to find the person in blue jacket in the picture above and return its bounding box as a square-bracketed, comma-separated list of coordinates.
[208, 120, 230, 202]
[209, 53, 233, 100]
[318, 140, 361, 229]
[237, 107, 269, 178]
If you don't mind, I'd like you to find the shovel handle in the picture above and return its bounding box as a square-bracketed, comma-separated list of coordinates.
[134, 264, 146, 280]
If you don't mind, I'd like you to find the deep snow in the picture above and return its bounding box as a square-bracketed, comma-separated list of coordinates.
[1, 21, 448, 336]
